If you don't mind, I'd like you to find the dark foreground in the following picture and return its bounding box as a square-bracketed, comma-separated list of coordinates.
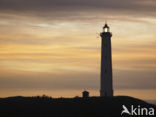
[0, 96, 155, 117]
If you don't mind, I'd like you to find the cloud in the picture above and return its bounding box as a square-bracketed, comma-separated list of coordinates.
[113, 69, 156, 90]
[0, 66, 156, 91]
[0, 69, 99, 90]
[0, 0, 156, 98]
[0, 0, 156, 21]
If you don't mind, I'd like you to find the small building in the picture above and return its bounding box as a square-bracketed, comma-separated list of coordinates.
[82, 91, 89, 98]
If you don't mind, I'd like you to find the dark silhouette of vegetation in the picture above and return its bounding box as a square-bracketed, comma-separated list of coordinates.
[0, 96, 155, 117]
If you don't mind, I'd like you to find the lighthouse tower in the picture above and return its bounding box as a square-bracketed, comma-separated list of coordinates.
[100, 23, 113, 97]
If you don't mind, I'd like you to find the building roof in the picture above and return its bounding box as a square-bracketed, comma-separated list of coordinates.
[103, 23, 109, 28]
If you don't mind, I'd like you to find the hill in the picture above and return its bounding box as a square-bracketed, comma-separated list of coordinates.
[0, 96, 155, 117]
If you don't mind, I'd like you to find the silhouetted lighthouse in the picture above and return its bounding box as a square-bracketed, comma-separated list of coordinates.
[100, 24, 113, 97]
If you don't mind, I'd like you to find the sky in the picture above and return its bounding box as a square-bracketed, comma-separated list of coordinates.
[0, 0, 156, 100]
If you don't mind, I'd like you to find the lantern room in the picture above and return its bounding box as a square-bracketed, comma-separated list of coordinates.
[103, 23, 110, 32]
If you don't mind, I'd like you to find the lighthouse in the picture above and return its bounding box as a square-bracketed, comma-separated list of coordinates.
[100, 23, 113, 97]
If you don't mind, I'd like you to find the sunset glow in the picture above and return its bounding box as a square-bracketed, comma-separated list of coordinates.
[0, 0, 156, 100]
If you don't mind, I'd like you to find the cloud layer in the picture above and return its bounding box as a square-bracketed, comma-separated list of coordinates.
[0, 0, 156, 20]
[0, 0, 156, 99]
